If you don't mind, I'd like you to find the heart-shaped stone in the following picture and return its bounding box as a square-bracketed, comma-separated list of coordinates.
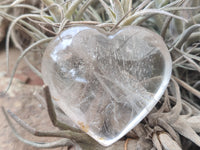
[41, 26, 172, 146]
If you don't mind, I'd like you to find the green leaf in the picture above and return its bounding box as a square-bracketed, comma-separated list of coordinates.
[65, 0, 83, 19]
[110, 0, 124, 22]
[99, 0, 116, 22]
[120, 9, 187, 26]
[122, 0, 132, 13]
[42, 0, 62, 22]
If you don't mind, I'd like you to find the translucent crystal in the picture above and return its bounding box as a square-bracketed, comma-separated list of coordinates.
[41, 26, 172, 146]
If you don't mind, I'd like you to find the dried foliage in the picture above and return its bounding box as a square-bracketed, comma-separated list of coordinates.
[0, 0, 200, 149]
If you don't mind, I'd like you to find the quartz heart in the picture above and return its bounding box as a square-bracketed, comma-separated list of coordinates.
[41, 26, 172, 146]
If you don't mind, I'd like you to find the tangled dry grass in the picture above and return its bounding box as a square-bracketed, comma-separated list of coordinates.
[0, 0, 200, 149]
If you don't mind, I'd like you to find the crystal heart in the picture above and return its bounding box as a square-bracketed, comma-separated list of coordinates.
[41, 26, 172, 146]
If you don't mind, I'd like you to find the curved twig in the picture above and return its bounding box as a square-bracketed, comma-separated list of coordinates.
[2, 107, 74, 148]
[3, 38, 51, 95]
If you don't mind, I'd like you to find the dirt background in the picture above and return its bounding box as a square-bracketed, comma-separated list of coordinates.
[0, 48, 68, 150]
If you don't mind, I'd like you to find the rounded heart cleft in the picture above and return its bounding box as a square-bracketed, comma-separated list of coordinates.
[41, 26, 172, 146]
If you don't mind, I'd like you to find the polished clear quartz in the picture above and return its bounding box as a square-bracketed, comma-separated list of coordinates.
[41, 26, 172, 146]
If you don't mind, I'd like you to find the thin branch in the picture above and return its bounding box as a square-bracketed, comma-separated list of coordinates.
[0, 4, 40, 10]
[3, 38, 51, 95]
[110, 8, 133, 32]
[183, 55, 200, 72]
[120, 9, 187, 26]
[157, 118, 181, 146]
[4, 13, 47, 73]
[173, 76, 200, 99]
[65, 0, 82, 19]
[161, 16, 173, 38]
[11, 31, 42, 78]
[173, 24, 200, 49]
[6, 109, 88, 142]
[75, 0, 94, 21]
[2, 107, 74, 148]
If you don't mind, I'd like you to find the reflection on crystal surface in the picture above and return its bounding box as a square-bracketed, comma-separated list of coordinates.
[42, 26, 172, 146]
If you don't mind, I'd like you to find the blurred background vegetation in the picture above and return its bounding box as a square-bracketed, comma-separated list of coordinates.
[0, 0, 200, 149]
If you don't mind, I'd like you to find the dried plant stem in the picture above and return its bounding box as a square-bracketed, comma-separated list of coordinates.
[185, 13, 200, 28]
[135, 0, 152, 12]
[65, 0, 82, 19]
[99, 0, 116, 22]
[152, 133, 162, 150]
[2, 107, 74, 148]
[4, 38, 51, 94]
[110, 8, 133, 32]
[0, 4, 40, 10]
[11, 31, 42, 78]
[157, 118, 181, 146]
[6, 109, 92, 144]
[110, 0, 124, 22]
[75, 0, 93, 21]
[122, 0, 132, 14]
[174, 24, 200, 49]
[161, 16, 173, 38]
[161, 78, 182, 123]
[159, 133, 182, 150]
[183, 55, 200, 72]
[41, 0, 62, 22]
[120, 9, 187, 26]
[163, 6, 200, 11]
[2, 13, 47, 73]
[172, 45, 198, 65]
[173, 76, 200, 99]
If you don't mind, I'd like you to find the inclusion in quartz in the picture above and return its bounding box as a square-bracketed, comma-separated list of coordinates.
[41, 26, 172, 146]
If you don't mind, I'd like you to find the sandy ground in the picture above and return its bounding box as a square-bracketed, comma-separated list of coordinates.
[0, 48, 68, 150]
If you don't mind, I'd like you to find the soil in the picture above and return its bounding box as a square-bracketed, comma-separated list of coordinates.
[0, 48, 68, 150]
